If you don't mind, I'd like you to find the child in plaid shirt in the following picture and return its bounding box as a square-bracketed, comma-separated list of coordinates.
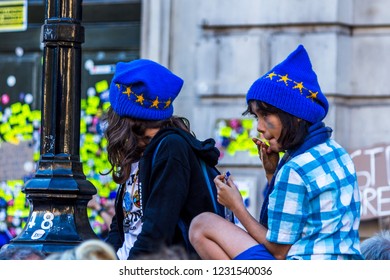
[189, 45, 363, 260]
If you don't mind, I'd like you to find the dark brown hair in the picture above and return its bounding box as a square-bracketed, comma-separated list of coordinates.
[243, 100, 310, 151]
[102, 106, 192, 184]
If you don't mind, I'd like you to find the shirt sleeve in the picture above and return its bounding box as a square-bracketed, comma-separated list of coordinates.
[266, 164, 309, 244]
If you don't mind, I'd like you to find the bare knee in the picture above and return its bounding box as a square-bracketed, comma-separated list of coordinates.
[189, 212, 215, 245]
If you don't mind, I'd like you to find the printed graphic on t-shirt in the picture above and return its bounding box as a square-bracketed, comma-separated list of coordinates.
[123, 171, 142, 234]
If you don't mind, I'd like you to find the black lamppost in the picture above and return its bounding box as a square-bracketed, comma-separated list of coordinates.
[7, 0, 98, 254]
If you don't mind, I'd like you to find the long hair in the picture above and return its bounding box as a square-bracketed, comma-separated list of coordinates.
[102, 106, 191, 184]
[243, 100, 311, 151]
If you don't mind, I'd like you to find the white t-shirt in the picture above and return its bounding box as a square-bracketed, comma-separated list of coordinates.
[116, 162, 143, 260]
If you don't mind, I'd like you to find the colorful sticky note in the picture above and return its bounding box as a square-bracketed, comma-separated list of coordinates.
[95, 80, 109, 94]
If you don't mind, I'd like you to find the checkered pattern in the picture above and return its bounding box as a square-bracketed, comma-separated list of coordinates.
[266, 139, 363, 260]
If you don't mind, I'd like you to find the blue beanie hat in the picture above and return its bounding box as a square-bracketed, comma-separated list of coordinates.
[109, 59, 183, 120]
[246, 45, 328, 123]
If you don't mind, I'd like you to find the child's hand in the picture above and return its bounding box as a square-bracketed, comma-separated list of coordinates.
[252, 137, 279, 176]
[214, 174, 243, 212]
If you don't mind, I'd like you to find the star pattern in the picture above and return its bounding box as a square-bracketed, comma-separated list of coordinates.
[307, 90, 318, 100]
[164, 98, 172, 109]
[263, 73, 319, 102]
[293, 82, 304, 94]
[118, 84, 171, 110]
[266, 72, 277, 80]
[135, 93, 144, 105]
[122, 85, 133, 98]
[277, 74, 291, 86]
[150, 97, 159, 108]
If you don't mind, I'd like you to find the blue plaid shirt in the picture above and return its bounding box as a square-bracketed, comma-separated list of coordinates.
[266, 139, 363, 260]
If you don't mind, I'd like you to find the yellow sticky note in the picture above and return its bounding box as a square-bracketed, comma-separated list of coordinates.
[83, 166, 91, 175]
[80, 119, 87, 134]
[95, 80, 109, 93]
[242, 119, 254, 130]
[87, 143, 99, 154]
[24, 125, 33, 134]
[249, 147, 258, 156]
[86, 107, 98, 115]
[226, 142, 238, 156]
[99, 187, 109, 198]
[22, 104, 31, 115]
[81, 99, 87, 109]
[101, 138, 108, 148]
[109, 181, 118, 190]
[30, 110, 41, 121]
[4, 134, 19, 145]
[17, 114, 26, 126]
[0, 123, 11, 134]
[23, 134, 32, 141]
[11, 102, 22, 114]
[8, 115, 18, 125]
[85, 134, 94, 143]
[33, 152, 40, 161]
[88, 96, 101, 108]
[102, 102, 110, 111]
[220, 126, 232, 138]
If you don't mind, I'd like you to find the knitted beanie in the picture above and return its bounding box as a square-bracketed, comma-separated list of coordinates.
[246, 45, 328, 123]
[109, 59, 183, 120]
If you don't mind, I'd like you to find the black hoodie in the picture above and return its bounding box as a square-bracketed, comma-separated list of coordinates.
[106, 127, 223, 259]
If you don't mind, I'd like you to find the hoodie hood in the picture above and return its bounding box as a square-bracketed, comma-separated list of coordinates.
[146, 127, 220, 166]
